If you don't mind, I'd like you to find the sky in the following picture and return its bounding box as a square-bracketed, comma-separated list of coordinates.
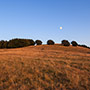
[0, 0, 90, 46]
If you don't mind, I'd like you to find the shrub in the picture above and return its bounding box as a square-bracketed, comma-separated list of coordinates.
[71, 41, 78, 46]
[47, 40, 55, 45]
[35, 40, 42, 45]
[61, 40, 70, 46]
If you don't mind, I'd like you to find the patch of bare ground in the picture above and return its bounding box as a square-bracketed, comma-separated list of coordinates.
[0, 45, 90, 90]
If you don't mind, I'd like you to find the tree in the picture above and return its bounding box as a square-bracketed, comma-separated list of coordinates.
[47, 40, 55, 45]
[78, 44, 90, 49]
[35, 40, 42, 45]
[71, 41, 78, 46]
[7, 38, 35, 48]
[0, 40, 8, 48]
[61, 40, 70, 46]
[3, 41, 8, 48]
[29, 39, 35, 45]
[0, 40, 5, 48]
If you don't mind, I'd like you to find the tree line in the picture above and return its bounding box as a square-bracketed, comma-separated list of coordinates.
[0, 38, 89, 49]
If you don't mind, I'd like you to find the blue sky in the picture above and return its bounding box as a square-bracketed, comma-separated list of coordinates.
[0, 0, 90, 46]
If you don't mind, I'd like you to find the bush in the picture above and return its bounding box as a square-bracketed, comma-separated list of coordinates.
[61, 40, 70, 46]
[71, 41, 78, 46]
[35, 40, 42, 45]
[47, 40, 55, 45]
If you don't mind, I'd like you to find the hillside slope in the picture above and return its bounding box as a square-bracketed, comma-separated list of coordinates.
[0, 45, 90, 90]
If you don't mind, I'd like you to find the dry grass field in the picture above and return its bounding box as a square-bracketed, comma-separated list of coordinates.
[0, 45, 90, 90]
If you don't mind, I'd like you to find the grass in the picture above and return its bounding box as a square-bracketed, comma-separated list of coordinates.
[0, 45, 90, 90]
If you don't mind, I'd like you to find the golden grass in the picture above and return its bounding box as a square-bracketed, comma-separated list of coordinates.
[0, 45, 90, 90]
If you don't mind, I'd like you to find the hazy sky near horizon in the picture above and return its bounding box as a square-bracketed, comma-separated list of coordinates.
[0, 0, 90, 46]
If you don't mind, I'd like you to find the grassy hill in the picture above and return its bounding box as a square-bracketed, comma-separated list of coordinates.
[0, 45, 90, 90]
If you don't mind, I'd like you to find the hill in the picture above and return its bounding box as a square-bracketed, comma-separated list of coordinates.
[0, 45, 90, 90]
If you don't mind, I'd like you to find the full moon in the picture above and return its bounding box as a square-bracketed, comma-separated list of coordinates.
[60, 27, 62, 30]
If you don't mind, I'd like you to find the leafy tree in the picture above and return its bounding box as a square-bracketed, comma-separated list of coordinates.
[61, 40, 70, 46]
[0, 40, 5, 48]
[71, 41, 78, 46]
[7, 38, 35, 48]
[3, 41, 8, 48]
[78, 44, 90, 49]
[0, 40, 8, 48]
[29, 39, 35, 45]
[35, 40, 42, 45]
[47, 40, 55, 45]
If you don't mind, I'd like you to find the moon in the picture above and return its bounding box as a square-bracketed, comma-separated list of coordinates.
[60, 27, 62, 30]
